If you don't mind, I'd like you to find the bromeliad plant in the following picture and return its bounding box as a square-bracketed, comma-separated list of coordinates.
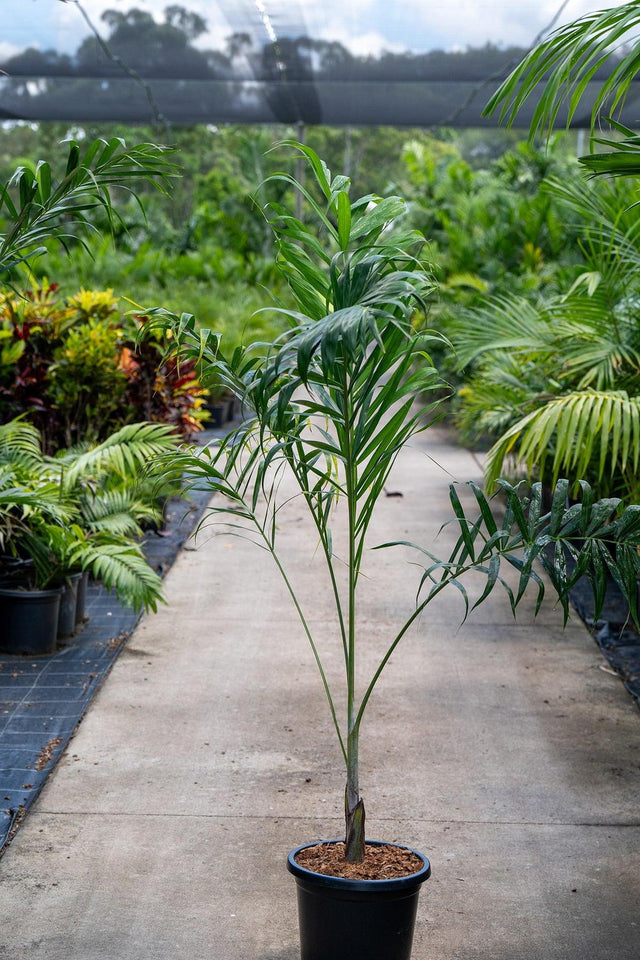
[146, 143, 640, 867]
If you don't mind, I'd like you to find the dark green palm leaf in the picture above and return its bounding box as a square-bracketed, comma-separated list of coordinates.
[0, 137, 177, 276]
[484, 4, 640, 138]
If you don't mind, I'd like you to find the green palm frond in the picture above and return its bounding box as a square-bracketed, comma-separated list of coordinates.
[79, 488, 159, 538]
[391, 479, 640, 629]
[0, 419, 44, 468]
[0, 416, 171, 604]
[544, 174, 638, 229]
[0, 476, 69, 519]
[19, 518, 87, 589]
[0, 467, 67, 551]
[71, 538, 165, 614]
[484, 3, 640, 138]
[580, 123, 640, 177]
[544, 177, 640, 276]
[550, 306, 640, 388]
[451, 296, 553, 369]
[58, 422, 181, 487]
[0, 137, 178, 276]
[541, 287, 640, 388]
[456, 363, 542, 443]
[485, 389, 640, 494]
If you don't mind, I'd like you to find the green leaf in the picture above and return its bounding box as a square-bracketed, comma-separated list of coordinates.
[65, 142, 81, 175]
[484, 3, 640, 143]
[350, 197, 406, 240]
[337, 191, 351, 251]
[550, 480, 569, 537]
[274, 139, 333, 199]
[35, 161, 52, 202]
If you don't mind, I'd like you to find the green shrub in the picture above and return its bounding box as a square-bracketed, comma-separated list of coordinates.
[0, 283, 208, 451]
[49, 319, 128, 447]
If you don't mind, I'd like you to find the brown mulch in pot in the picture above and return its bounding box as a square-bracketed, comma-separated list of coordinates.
[295, 841, 423, 880]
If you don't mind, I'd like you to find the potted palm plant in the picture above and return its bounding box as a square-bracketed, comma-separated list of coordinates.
[0, 419, 181, 654]
[0, 421, 69, 653]
[146, 143, 640, 960]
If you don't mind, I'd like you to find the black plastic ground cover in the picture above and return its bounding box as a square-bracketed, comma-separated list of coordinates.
[568, 574, 640, 707]
[0, 478, 214, 857]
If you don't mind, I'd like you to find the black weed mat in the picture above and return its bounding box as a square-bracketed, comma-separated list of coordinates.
[568, 574, 640, 708]
[0, 461, 216, 857]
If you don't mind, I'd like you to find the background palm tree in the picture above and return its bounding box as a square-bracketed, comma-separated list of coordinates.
[0, 136, 177, 279]
[455, 10, 640, 500]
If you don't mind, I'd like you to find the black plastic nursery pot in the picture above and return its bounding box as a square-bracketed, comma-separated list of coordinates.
[205, 399, 230, 427]
[57, 572, 83, 639]
[0, 585, 63, 655]
[75, 570, 89, 626]
[287, 841, 431, 960]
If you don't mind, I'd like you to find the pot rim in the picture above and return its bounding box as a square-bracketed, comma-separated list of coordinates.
[0, 584, 63, 598]
[63, 571, 83, 583]
[287, 839, 431, 892]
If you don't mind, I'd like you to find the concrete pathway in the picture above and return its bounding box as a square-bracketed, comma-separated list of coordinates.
[0, 428, 638, 960]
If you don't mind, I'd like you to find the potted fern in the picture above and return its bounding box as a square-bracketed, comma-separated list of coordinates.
[147, 144, 640, 960]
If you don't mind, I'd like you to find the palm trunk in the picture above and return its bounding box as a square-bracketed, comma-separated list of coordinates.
[345, 730, 365, 862]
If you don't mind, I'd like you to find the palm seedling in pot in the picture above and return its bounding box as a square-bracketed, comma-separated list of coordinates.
[0, 419, 182, 653]
[147, 143, 640, 960]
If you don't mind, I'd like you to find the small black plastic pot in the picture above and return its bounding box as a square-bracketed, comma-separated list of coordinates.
[57, 572, 83, 639]
[75, 570, 90, 627]
[0, 585, 63, 655]
[287, 841, 431, 960]
[206, 400, 230, 428]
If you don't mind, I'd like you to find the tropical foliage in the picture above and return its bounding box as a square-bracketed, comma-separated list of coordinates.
[144, 144, 640, 870]
[0, 418, 181, 610]
[485, 1, 640, 177]
[0, 133, 185, 614]
[0, 135, 177, 278]
[402, 137, 575, 296]
[0, 282, 208, 451]
[446, 3, 640, 500]
[451, 169, 640, 499]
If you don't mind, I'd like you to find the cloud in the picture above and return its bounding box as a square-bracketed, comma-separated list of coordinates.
[0, 41, 24, 61]
[316, 25, 407, 57]
[1, 0, 634, 63]
[382, 0, 631, 51]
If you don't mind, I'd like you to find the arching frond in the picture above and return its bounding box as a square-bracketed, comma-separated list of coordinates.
[58, 422, 181, 487]
[485, 389, 640, 494]
[485, 4, 640, 138]
[450, 296, 554, 369]
[79, 488, 159, 538]
[0, 137, 177, 276]
[0, 419, 43, 468]
[71, 539, 165, 614]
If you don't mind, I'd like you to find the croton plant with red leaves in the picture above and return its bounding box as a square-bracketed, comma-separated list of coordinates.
[0, 284, 208, 452]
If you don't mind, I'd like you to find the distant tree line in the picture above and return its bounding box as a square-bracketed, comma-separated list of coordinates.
[0, 5, 626, 126]
[0, 5, 564, 82]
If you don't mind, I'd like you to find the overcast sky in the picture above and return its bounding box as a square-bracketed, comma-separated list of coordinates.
[1, 0, 631, 63]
